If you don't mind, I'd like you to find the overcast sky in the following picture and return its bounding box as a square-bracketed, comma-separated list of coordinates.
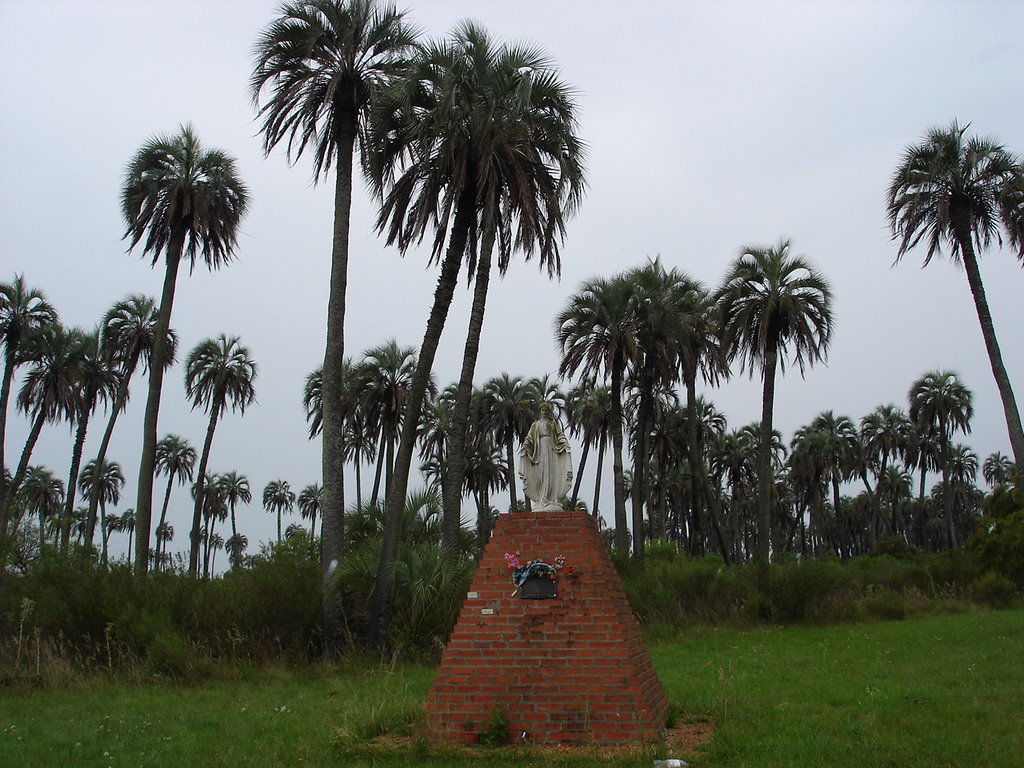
[2, 0, 1022, 561]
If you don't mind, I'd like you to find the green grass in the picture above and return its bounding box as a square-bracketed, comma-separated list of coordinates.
[1, 609, 1021, 767]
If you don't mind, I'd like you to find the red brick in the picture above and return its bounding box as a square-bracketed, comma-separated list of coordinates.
[425, 510, 669, 745]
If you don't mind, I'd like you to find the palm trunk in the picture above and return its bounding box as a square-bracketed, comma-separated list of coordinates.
[66, 402, 93, 547]
[570, 440, 590, 509]
[954, 223, 1024, 488]
[369, 429, 386, 508]
[610, 361, 629, 554]
[320, 117, 357, 659]
[592, 431, 606, 518]
[155, 475, 174, 569]
[83, 369, 133, 554]
[135, 237, 183, 576]
[630, 378, 653, 558]
[684, 372, 704, 555]
[505, 436, 518, 513]
[99, 501, 108, 566]
[0, 346, 18, 499]
[443, 224, 495, 549]
[756, 338, 779, 591]
[12, 407, 47, 491]
[367, 187, 472, 652]
[188, 405, 220, 576]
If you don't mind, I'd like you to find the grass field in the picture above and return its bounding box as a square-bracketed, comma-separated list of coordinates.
[1, 608, 1021, 767]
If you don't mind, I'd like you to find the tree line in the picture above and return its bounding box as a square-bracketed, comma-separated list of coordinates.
[2, 0, 1022, 661]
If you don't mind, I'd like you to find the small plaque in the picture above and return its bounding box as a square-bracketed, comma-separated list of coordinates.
[481, 608, 495, 616]
[467, 591, 479, 599]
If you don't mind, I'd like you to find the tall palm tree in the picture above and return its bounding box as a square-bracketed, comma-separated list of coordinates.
[19, 466, 64, 551]
[184, 335, 257, 576]
[12, 323, 83, 493]
[908, 370, 973, 549]
[888, 121, 1024, 485]
[564, 380, 612, 515]
[217, 471, 252, 549]
[83, 295, 174, 554]
[792, 411, 860, 557]
[982, 451, 1014, 488]
[64, 327, 118, 548]
[155, 522, 174, 572]
[195, 473, 227, 578]
[122, 125, 249, 576]
[251, 0, 418, 655]
[119, 508, 136, 566]
[153, 435, 196, 566]
[365, 21, 585, 646]
[298, 483, 324, 538]
[0, 276, 59, 500]
[619, 259, 698, 556]
[355, 340, 417, 507]
[78, 459, 124, 565]
[263, 479, 296, 544]
[557, 275, 640, 552]
[715, 238, 833, 582]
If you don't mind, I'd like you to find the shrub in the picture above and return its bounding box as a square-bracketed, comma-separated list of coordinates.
[967, 508, 1024, 589]
[970, 571, 1017, 609]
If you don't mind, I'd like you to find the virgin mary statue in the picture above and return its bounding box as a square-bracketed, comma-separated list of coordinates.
[518, 403, 573, 511]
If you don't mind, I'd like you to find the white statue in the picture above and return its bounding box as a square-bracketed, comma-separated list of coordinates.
[518, 402, 573, 511]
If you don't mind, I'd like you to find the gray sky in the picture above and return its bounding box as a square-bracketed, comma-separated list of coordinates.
[2, 0, 1022, 560]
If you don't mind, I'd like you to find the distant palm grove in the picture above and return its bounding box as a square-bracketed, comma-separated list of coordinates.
[1, 1, 1022, 662]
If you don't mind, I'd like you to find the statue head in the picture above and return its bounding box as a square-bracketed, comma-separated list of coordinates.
[539, 402, 554, 419]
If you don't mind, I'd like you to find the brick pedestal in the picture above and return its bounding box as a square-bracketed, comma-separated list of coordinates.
[425, 510, 669, 744]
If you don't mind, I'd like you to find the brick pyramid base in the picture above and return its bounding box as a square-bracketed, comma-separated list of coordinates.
[425, 509, 669, 744]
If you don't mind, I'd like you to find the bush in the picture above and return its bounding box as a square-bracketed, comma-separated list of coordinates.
[967, 508, 1024, 589]
[970, 571, 1017, 609]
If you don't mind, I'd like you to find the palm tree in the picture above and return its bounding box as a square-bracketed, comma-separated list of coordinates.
[153, 435, 196, 569]
[478, 375, 530, 517]
[792, 412, 860, 557]
[64, 327, 118, 548]
[909, 370, 973, 549]
[263, 480, 296, 544]
[208, 532, 225, 575]
[83, 295, 174, 556]
[251, 0, 418, 656]
[184, 335, 257, 575]
[564, 381, 612, 515]
[366, 21, 585, 647]
[217, 471, 252, 559]
[298, 483, 324, 538]
[119, 508, 136, 566]
[0, 275, 59, 500]
[195, 473, 227, 578]
[225, 533, 249, 569]
[355, 340, 417, 507]
[11, 323, 83, 493]
[78, 459, 124, 565]
[888, 121, 1024, 485]
[982, 451, 1014, 489]
[19, 466, 64, 551]
[715, 238, 833, 582]
[155, 522, 174, 572]
[556, 275, 640, 553]
[122, 125, 249, 576]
